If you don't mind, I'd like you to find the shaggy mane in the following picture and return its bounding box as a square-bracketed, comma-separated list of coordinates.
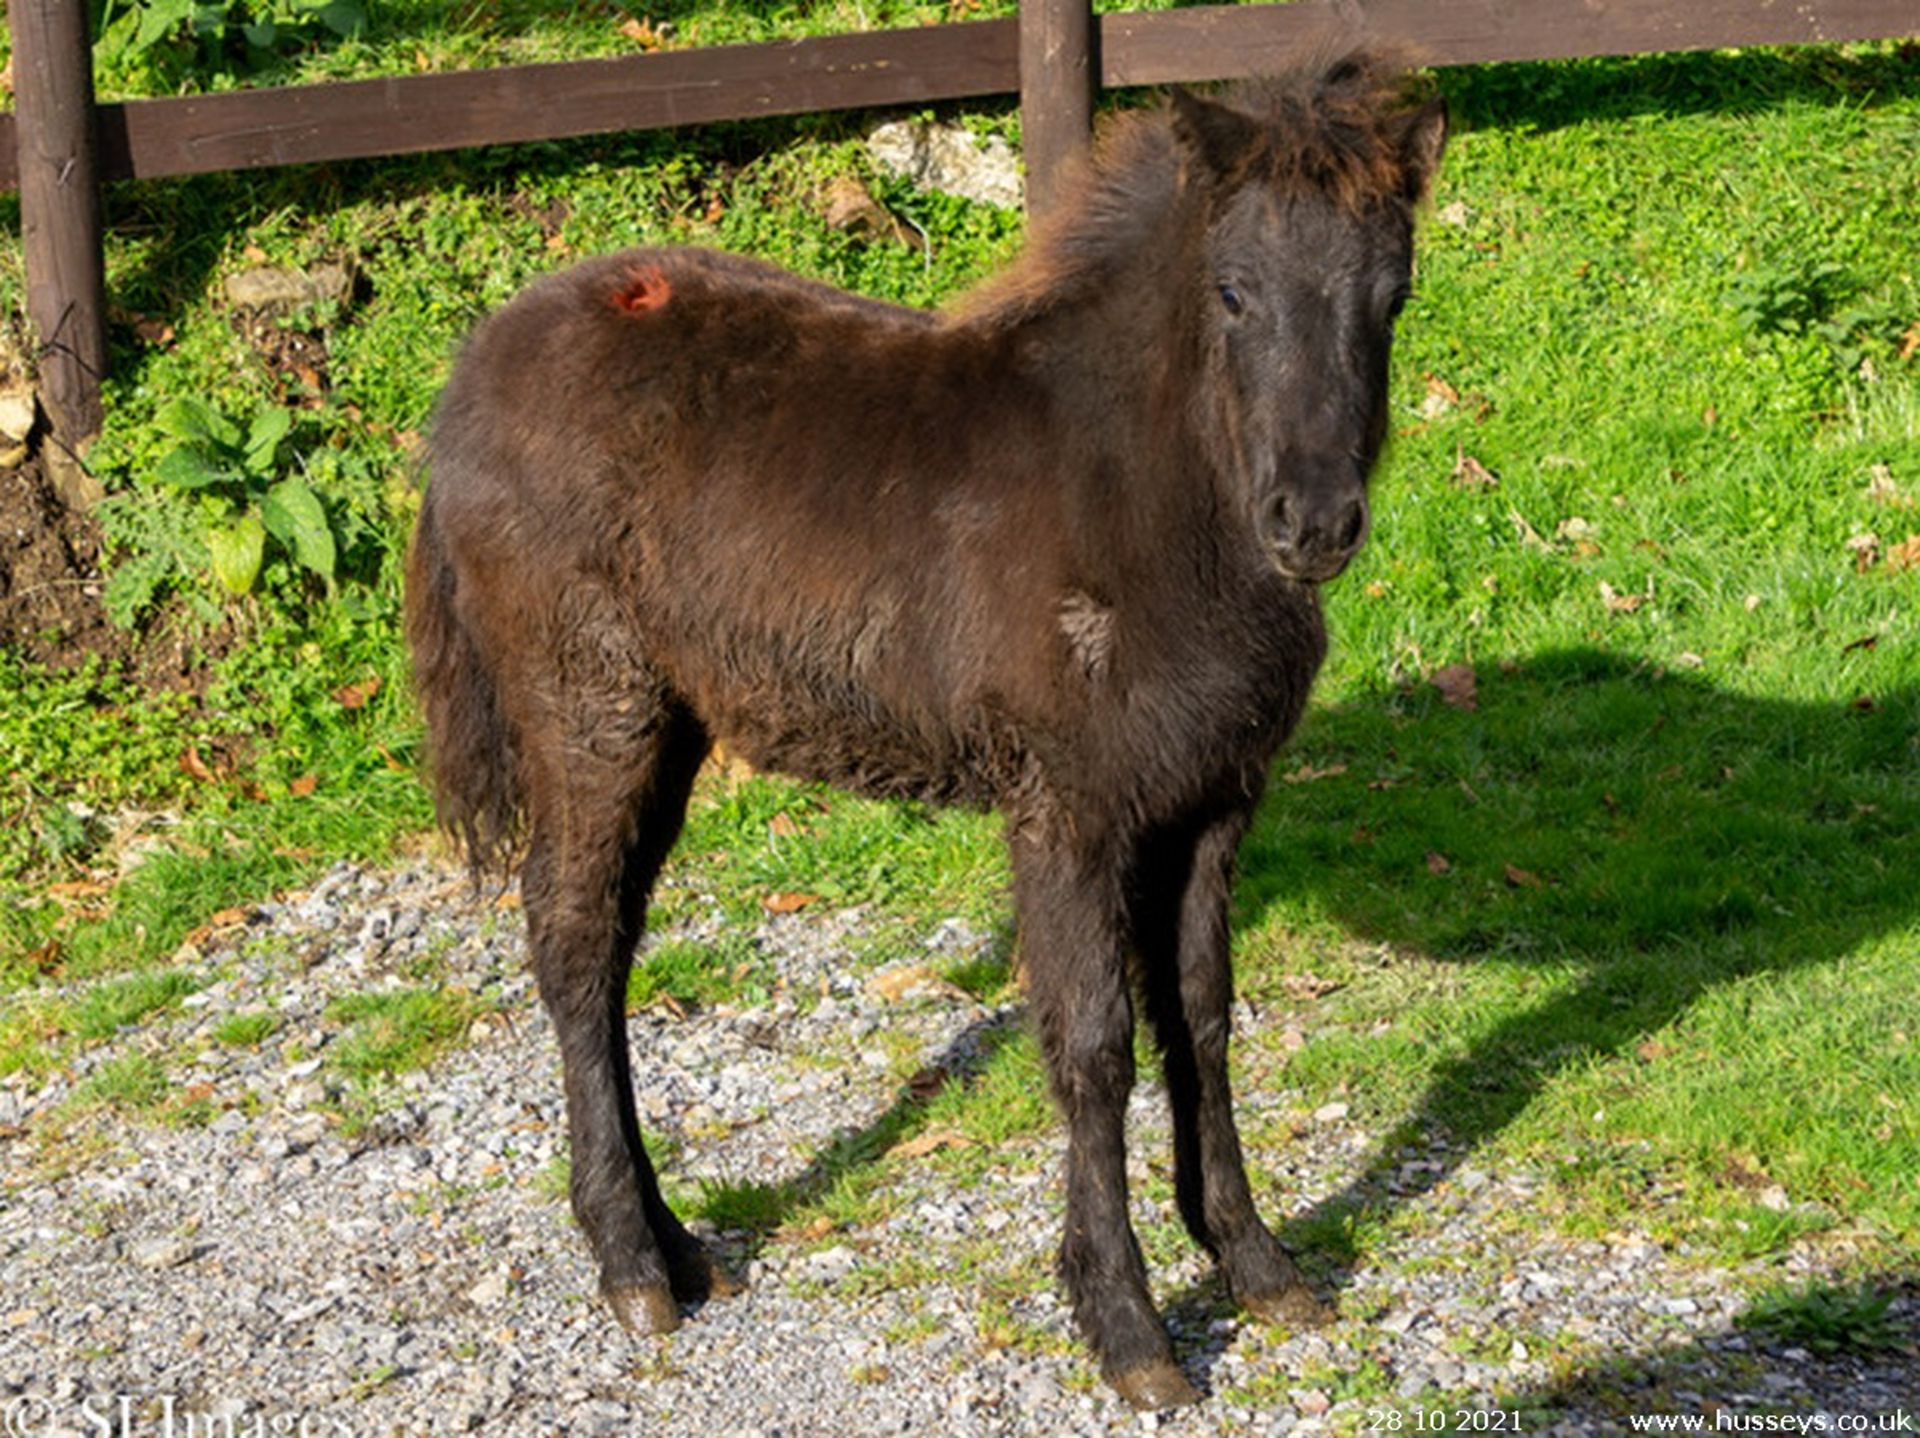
[952, 44, 1431, 329]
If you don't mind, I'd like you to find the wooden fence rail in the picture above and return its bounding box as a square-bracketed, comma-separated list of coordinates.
[5, 0, 1918, 462]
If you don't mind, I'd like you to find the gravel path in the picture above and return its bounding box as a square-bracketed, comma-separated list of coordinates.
[2, 859, 1913, 1436]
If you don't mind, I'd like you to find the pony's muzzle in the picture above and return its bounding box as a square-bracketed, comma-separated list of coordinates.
[1263, 483, 1369, 584]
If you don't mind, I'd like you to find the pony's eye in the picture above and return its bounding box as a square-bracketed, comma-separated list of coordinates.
[1217, 284, 1244, 316]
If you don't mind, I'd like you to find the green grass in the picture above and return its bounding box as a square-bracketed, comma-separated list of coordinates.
[0, 29, 1913, 1331]
[211, 1009, 278, 1047]
[68, 1051, 173, 1114]
[325, 984, 481, 1078]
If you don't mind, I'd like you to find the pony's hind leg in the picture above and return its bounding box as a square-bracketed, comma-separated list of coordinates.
[520, 697, 720, 1334]
[608, 727, 739, 1310]
[1133, 811, 1331, 1328]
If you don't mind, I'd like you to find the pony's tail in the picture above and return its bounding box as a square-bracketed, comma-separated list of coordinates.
[404, 488, 522, 877]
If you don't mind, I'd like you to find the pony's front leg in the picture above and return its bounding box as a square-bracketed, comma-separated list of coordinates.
[1011, 826, 1198, 1411]
[1135, 811, 1331, 1327]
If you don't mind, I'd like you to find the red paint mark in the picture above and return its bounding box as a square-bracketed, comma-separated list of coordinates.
[611, 265, 672, 316]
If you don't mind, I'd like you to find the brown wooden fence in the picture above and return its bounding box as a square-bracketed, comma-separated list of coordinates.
[6, 0, 1918, 465]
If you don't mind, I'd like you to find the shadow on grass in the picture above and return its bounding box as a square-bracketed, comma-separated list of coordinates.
[686, 998, 1029, 1271]
[1156, 1270, 1920, 1414]
[1438, 44, 1920, 134]
[1496, 1273, 1920, 1421]
[670, 646, 1916, 1369]
[1217, 647, 1918, 1277]
[1160, 1275, 1920, 1415]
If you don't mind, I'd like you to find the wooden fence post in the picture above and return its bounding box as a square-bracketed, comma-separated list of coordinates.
[1019, 0, 1094, 221]
[9, 0, 108, 505]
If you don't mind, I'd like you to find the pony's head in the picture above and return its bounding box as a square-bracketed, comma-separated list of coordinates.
[1175, 52, 1447, 583]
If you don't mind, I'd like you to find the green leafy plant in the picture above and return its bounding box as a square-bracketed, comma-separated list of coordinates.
[1725, 259, 1852, 337]
[1738, 1281, 1908, 1357]
[93, 0, 367, 93]
[149, 398, 336, 598]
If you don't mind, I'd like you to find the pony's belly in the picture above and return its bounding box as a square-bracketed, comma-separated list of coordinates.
[680, 663, 1000, 810]
[714, 714, 997, 810]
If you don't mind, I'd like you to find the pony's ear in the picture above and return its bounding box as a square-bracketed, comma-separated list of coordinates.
[1396, 97, 1449, 204]
[1171, 88, 1262, 180]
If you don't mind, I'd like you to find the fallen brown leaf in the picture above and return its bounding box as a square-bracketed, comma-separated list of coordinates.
[1842, 634, 1879, 654]
[1846, 531, 1882, 572]
[906, 1065, 950, 1102]
[865, 963, 937, 1002]
[1421, 373, 1460, 419]
[289, 774, 319, 798]
[616, 16, 663, 48]
[1429, 663, 1478, 712]
[1503, 863, 1543, 889]
[1509, 508, 1550, 552]
[1425, 851, 1452, 876]
[109, 306, 178, 347]
[1281, 761, 1348, 785]
[768, 812, 802, 838]
[1598, 581, 1643, 614]
[893, 1127, 971, 1160]
[1865, 465, 1912, 510]
[1452, 446, 1498, 489]
[47, 878, 111, 900]
[761, 891, 819, 915]
[1635, 1039, 1670, 1062]
[1887, 534, 1920, 572]
[180, 748, 217, 784]
[1720, 1154, 1770, 1191]
[1901, 323, 1920, 363]
[819, 176, 913, 247]
[1282, 973, 1346, 1000]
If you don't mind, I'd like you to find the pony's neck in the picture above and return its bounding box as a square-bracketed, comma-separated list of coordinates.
[957, 154, 1242, 578]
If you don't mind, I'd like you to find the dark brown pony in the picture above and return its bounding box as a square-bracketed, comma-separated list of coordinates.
[407, 48, 1445, 1410]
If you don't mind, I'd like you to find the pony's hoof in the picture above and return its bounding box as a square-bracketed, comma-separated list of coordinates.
[701, 1262, 745, 1301]
[606, 1282, 680, 1335]
[1108, 1360, 1200, 1411]
[1240, 1282, 1335, 1328]
[673, 1251, 744, 1303]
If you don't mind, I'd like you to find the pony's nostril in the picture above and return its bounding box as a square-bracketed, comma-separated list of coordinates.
[1337, 499, 1367, 551]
